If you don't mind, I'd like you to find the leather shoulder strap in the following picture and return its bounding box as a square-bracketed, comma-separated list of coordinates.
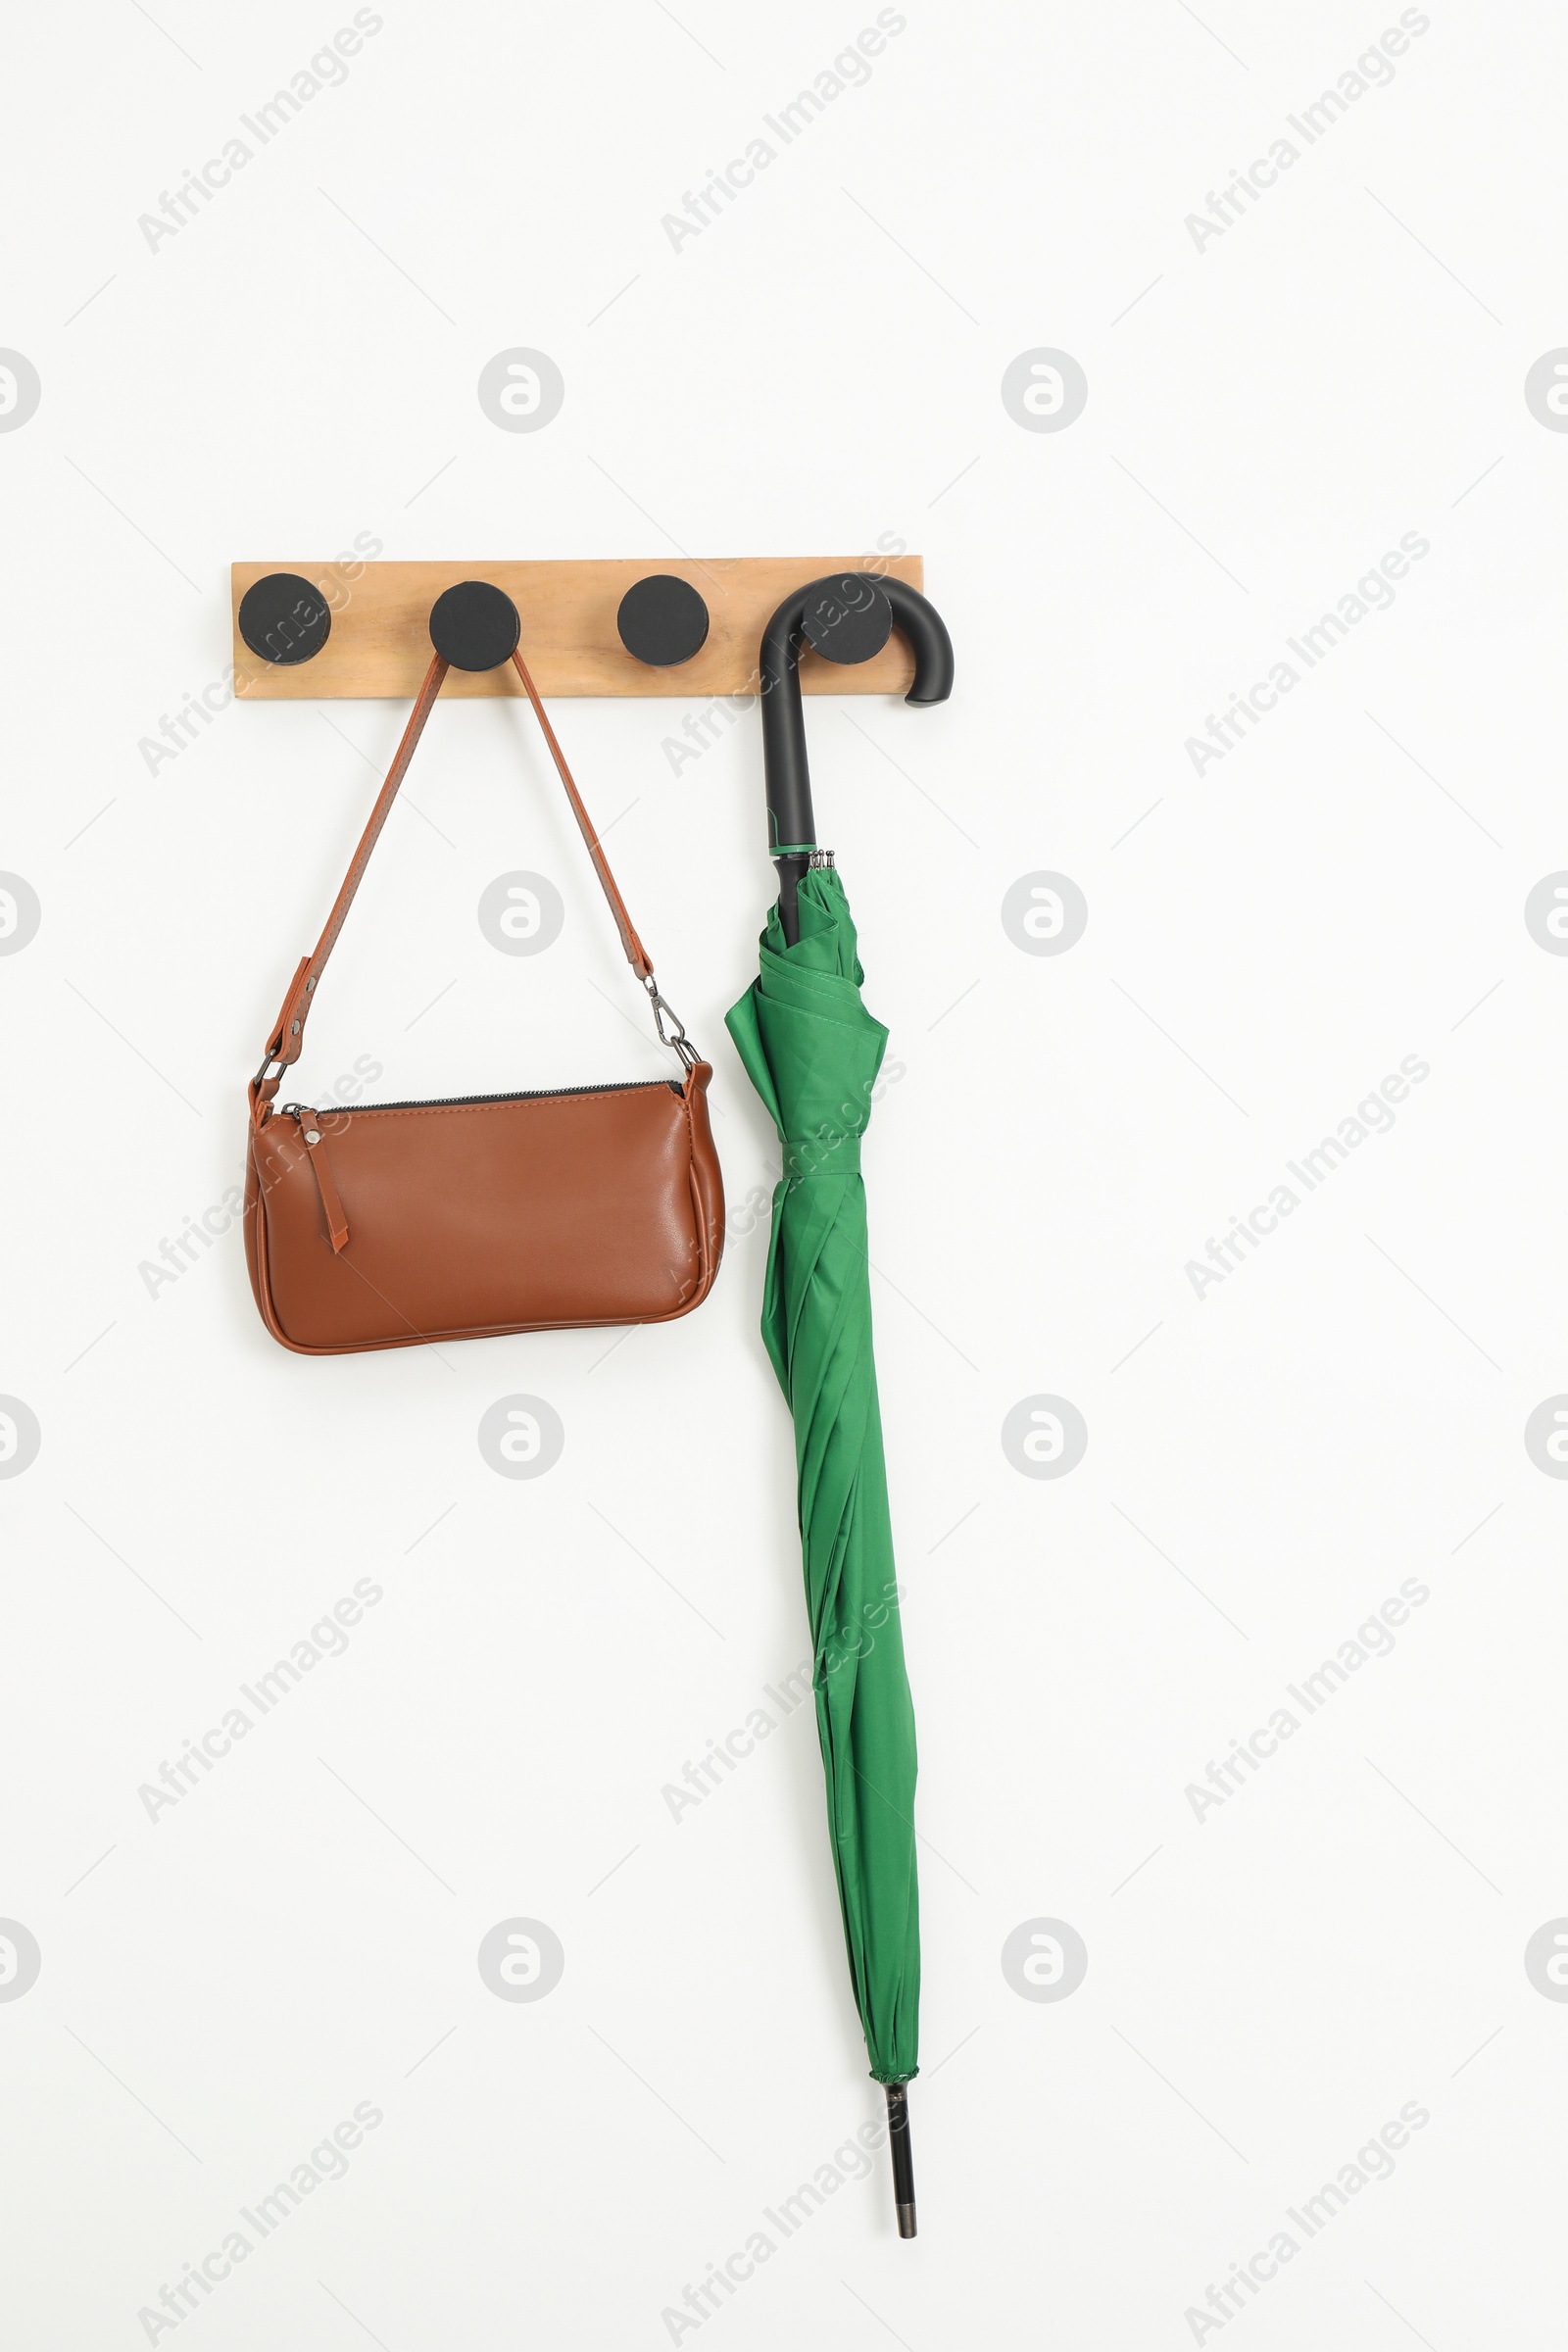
[261, 648, 656, 1076]
[507, 647, 652, 984]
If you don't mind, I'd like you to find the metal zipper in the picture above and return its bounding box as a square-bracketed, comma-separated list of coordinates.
[280, 1077, 679, 1117]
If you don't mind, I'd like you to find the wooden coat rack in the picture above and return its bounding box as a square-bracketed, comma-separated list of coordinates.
[231, 557, 925, 700]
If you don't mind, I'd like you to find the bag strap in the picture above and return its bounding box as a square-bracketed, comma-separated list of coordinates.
[506, 647, 653, 982]
[256, 646, 695, 1093]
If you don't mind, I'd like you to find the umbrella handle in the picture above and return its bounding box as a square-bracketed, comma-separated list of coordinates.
[760, 574, 955, 943]
[885, 2082, 917, 2237]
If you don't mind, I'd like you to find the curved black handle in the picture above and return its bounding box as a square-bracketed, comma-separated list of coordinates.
[760, 573, 954, 941]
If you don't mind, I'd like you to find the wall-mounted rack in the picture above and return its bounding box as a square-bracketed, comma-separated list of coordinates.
[231, 556, 925, 700]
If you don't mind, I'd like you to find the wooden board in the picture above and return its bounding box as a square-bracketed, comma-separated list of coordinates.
[231, 556, 925, 700]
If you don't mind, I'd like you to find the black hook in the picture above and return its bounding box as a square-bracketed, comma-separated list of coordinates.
[617, 574, 710, 667]
[760, 572, 954, 941]
[238, 571, 333, 666]
[429, 579, 521, 671]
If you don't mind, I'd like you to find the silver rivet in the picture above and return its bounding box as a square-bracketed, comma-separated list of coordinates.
[290, 1019, 301, 1035]
[306, 977, 317, 992]
[305, 1130, 320, 1146]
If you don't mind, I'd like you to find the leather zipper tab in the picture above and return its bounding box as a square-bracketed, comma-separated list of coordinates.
[291, 1108, 350, 1254]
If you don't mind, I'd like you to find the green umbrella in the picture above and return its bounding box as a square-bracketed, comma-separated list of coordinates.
[725, 571, 954, 2236]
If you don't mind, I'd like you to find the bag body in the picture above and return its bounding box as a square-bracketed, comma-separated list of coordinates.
[245, 1072, 722, 1355]
[243, 643, 724, 1355]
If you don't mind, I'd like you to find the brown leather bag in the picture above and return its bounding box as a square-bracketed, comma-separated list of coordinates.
[244, 647, 724, 1355]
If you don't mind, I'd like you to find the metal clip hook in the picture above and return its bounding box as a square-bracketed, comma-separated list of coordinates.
[644, 975, 699, 1071]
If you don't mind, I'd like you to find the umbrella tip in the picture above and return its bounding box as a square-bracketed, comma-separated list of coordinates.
[884, 2082, 917, 2238]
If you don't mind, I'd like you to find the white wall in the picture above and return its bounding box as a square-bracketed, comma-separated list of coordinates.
[1, 2, 1561, 2344]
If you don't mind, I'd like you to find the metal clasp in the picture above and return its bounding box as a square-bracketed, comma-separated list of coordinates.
[644, 976, 699, 1071]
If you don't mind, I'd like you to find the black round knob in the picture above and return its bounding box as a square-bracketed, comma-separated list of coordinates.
[801, 573, 893, 665]
[429, 580, 522, 671]
[616, 574, 710, 668]
[237, 572, 332, 666]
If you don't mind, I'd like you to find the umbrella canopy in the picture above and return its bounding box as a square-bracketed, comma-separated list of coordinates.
[726, 865, 921, 2116]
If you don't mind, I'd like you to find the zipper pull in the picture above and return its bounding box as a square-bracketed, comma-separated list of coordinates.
[291, 1107, 350, 1254]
